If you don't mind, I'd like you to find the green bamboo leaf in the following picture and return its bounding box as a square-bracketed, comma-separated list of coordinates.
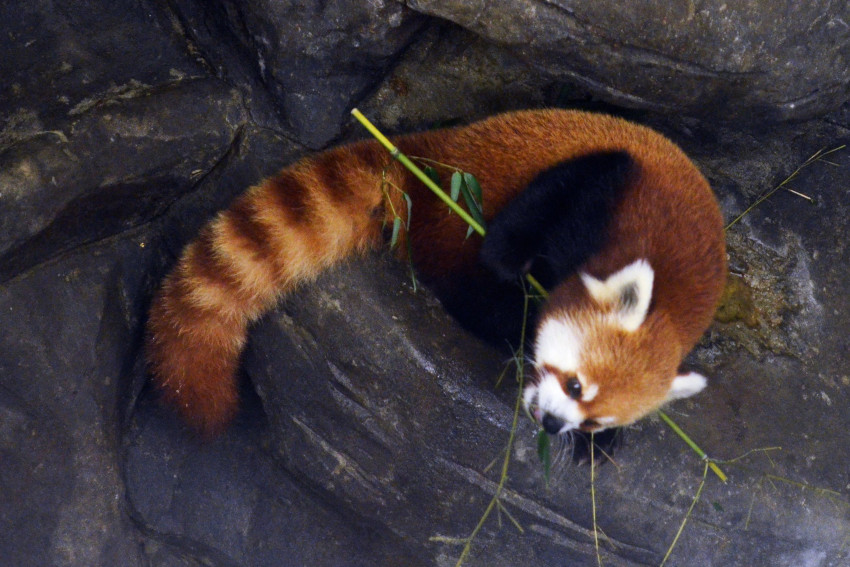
[450, 171, 462, 203]
[459, 180, 485, 238]
[463, 172, 483, 205]
[424, 166, 441, 187]
[403, 193, 413, 230]
[390, 217, 402, 249]
[537, 430, 551, 484]
[460, 176, 484, 223]
[466, 190, 485, 224]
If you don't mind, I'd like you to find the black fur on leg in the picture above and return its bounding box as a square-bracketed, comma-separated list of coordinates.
[480, 151, 634, 289]
[569, 427, 623, 466]
[427, 266, 532, 349]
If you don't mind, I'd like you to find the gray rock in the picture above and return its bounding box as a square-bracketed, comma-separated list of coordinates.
[126, 386, 425, 567]
[0, 229, 155, 567]
[358, 23, 556, 132]
[404, 0, 850, 122]
[0, 1, 203, 134]
[205, 0, 429, 147]
[0, 0, 244, 282]
[0, 80, 248, 282]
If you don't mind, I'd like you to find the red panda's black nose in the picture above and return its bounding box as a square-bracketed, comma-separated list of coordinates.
[541, 413, 565, 435]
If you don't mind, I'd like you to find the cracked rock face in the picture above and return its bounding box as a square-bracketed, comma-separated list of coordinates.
[0, 81, 248, 281]
[405, 0, 850, 122]
[2, 0, 850, 566]
[186, 0, 429, 147]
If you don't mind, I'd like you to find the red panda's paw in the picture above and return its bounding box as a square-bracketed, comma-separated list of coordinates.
[566, 427, 623, 466]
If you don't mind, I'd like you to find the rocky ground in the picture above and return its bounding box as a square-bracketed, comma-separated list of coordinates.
[2, 1, 849, 566]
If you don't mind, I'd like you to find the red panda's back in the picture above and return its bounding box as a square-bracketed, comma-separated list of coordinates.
[393, 110, 725, 348]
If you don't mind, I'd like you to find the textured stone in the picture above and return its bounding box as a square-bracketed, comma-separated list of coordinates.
[358, 24, 555, 132]
[404, 0, 850, 122]
[210, 0, 428, 147]
[0, 80, 247, 281]
[0, 230, 154, 566]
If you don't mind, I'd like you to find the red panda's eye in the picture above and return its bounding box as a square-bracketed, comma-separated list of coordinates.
[565, 377, 582, 400]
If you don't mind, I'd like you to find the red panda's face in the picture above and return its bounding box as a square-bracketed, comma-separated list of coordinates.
[524, 260, 707, 435]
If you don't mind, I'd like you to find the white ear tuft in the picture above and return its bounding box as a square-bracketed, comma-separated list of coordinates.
[666, 372, 708, 401]
[580, 259, 654, 331]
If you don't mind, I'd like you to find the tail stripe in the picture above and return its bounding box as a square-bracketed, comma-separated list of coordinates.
[212, 213, 279, 302]
[266, 169, 314, 225]
[226, 196, 277, 263]
[315, 152, 360, 204]
[181, 233, 247, 314]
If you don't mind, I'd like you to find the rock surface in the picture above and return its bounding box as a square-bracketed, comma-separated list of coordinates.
[212, 0, 427, 148]
[2, 0, 850, 566]
[405, 0, 850, 122]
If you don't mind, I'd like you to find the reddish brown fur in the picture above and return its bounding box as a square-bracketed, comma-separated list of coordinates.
[583, 309, 684, 427]
[528, 113, 725, 426]
[146, 109, 725, 434]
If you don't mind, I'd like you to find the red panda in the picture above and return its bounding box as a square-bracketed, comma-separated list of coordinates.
[145, 109, 726, 452]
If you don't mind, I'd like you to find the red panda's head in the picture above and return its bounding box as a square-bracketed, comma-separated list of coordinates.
[524, 259, 707, 435]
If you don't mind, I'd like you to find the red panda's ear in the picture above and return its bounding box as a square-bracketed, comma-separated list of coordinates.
[580, 259, 654, 331]
[666, 371, 707, 401]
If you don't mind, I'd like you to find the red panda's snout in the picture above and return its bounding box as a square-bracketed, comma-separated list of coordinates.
[524, 259, 709, 436]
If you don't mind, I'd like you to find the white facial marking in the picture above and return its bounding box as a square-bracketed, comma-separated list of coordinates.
[524, 316, 587, 432]
[596, 416, 617, 426]
[524, 372, 584, 433]
[581, 381, 599, 402]
[534, 316, 582, 373]
[580, 259, 654, 332]
[667, 371, 708, 401]
[538, 374, 583, 428]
